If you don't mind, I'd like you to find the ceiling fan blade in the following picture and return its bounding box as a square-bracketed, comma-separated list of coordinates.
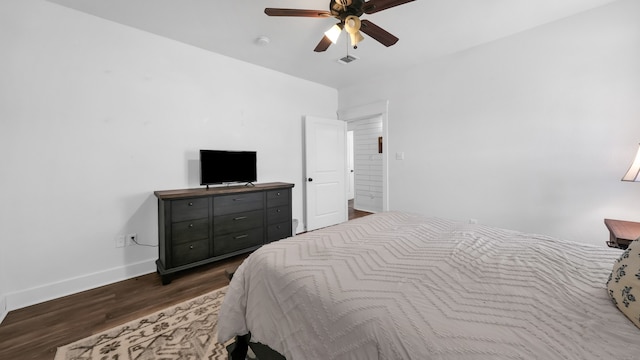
[360, 19, 399, 47]
[265, 8, 332, 17]
[362, 0, 415, 14]
[314, 36, 334, 52]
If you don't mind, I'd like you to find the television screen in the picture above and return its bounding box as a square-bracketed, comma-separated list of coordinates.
[200, 150, 257, 185]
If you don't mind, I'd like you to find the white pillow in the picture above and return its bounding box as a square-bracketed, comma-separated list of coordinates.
[607, 238, 640, 329]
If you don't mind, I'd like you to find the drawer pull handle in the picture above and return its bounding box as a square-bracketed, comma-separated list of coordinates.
[189, 245, 194, 249]
[277, 225, 281, 229]
[189, 223, 194, 228]
[277, 192, 281, 196]
[235, 234, 248, 239]
[276, 209, 281, 213]
[234, 216, 247, 221]
[188, 202, 193, 206]
[233, 198, 242, 201]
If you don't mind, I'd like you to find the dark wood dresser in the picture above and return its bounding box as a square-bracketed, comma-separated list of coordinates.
[154, 182, 294, 284]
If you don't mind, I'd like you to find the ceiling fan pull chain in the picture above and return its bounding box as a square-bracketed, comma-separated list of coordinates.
[345, 30, 350, 57]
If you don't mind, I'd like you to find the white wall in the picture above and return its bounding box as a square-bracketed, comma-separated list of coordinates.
[339, 0, 640, 246]
[0, 0, 336, 312]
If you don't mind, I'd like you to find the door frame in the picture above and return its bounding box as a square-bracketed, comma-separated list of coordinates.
[338, 100, 389, 212]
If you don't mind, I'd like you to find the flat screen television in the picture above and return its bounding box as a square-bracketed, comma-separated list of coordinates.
[200, 150, 257, 186]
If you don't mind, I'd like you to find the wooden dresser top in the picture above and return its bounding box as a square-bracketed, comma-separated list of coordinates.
[154, 182, 294, 200]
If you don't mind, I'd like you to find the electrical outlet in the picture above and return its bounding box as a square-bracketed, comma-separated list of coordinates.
[116, 235, 125, 248]
[126, 233, 137, 246]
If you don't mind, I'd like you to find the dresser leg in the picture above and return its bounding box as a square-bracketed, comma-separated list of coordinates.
[161, 274, 172, 285]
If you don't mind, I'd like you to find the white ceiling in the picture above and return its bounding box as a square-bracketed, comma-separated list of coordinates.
[47, 0, 619, 89]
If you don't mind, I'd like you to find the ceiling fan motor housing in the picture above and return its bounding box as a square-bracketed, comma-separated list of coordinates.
[330, 0, 365, 20]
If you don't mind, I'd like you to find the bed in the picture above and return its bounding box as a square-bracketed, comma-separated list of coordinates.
[217, 211, 640, 359]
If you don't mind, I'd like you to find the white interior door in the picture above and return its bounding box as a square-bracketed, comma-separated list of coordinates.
[304, 116, 347, 231]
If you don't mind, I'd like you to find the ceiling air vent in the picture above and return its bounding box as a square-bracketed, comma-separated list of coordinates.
[338, 55, 359, 64]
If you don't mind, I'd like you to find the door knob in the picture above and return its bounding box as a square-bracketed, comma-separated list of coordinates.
[308, 178, 313, 182]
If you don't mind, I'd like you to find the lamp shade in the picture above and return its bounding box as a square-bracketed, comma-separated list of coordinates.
[622, 143, 640, 182]
[324, 24, 342, 44]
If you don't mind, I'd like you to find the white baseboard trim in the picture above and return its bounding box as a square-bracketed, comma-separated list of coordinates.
[5, 259, 157, 313]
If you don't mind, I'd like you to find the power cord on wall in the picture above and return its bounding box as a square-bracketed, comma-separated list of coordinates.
[134, 240, 157, 247]
[130, 236, 158, 247]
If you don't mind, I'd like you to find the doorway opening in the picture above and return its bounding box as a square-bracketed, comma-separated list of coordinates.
[347, 115, 384, 214]
[338, 100, 389, 215]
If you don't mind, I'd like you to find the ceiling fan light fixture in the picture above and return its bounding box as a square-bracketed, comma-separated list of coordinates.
[345, 15, 361, 32]
[324, 24, 342, 44]
[344, 15, 363, 48]
[349, 31, 364, 48]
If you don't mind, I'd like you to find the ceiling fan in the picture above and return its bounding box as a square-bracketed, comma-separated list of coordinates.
[265, 0, 415, 52]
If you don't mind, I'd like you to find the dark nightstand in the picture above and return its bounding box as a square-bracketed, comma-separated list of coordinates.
[604, 218, 640, 249]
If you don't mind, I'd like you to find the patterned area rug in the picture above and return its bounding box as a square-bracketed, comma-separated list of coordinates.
[55, 286, 229, 360]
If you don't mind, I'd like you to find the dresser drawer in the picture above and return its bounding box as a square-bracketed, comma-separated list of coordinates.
[171, 218, 209, 245]
[213, 227, 263, 256]
[213, 192, 263, 215]
[171, 198, 209, 222]
[267, 221, 291, 243]
[213, 209, 264, 236]
[267, 205, 289, 224]
[267, 189, 290, 207]
[172, 239, 209, 267]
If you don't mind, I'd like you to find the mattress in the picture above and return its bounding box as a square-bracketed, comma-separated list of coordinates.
[218, 211, 640, 359]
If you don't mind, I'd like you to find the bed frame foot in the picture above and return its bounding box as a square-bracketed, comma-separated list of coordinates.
[227, 334, 249, 360]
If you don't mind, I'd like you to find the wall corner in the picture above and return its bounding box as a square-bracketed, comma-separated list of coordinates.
[0, 294, 7, 324]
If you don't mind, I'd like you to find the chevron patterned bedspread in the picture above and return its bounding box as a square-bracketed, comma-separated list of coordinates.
[218, 212, 640, 359]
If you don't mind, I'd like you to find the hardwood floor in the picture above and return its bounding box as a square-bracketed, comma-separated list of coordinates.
[0, 205, 371, 360]
[349, 199, 372, 220]
[0, 255, 247, 360]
